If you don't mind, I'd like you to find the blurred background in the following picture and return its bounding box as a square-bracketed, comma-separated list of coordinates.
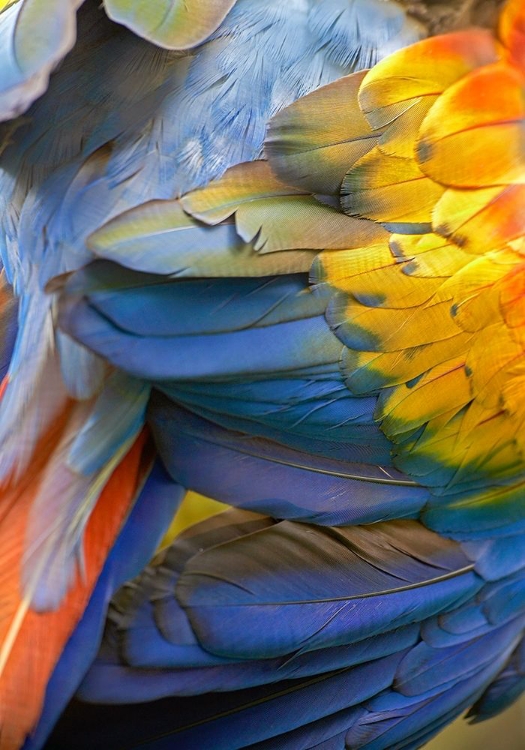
[427, 697, 525, 749]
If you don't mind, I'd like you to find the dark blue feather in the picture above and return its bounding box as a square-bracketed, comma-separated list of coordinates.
[59, 261, 395, 463]
[77, 509, 421, 701]
[470, 638, 525, 720]
[149, 398, 430, 525]
[347, 661, 512, 750]
[175, 525, 479, 660]
[78, 627, 420, 704]
[47, 655, 406, 750]
[395, 619, 525, 698]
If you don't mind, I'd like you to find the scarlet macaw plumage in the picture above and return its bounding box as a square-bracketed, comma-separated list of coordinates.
[0, 0, 523, 748]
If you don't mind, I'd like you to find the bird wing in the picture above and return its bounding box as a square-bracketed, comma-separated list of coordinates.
[0, 1, 431, 746]
[46, 3, 525, 746]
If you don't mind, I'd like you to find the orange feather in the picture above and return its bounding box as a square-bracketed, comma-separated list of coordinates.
[499, 0, 525, 71]
[0, 415, 151, 749]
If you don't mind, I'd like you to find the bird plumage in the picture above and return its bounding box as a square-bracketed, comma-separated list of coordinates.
[0, 0, 521, 747]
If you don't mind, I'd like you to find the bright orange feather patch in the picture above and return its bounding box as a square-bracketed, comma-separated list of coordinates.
[0, 420, 151, 749]
[499, 0, 525, 71]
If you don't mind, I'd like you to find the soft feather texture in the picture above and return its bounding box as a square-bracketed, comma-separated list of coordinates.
[0, 0, 84, 122]
[258, 5, 525, 536]
[0, 427, 151, 750]
[46, 6, 525, 747]
[46, 510, 525, 749]
[87, 201, 317, 277]
[0, 3, 406, 743]
[0, 268, 17, 382]
[103, 0, 238, 49]
[1, 0, 524, 748]
[147, 397, 428, 525]
[23, 460, 185, 750]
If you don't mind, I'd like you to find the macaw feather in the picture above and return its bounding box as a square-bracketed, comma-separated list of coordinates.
[0, 426, 149, 750]
[75, 507, 480, 698]
[55, 331, 106, 401]
[175, 519, 478, 659]
[417, 62, 525, 188]
[463, 534, 525, 582]
[374, 95, 438, 160]
[471, 637, 525, 720]
[307, 0, 425, 71]
[160, 374, 382, 448]
[265, 72, 382, 196]
[88, 199, 317, 277]
[433, 185, 525, 254]
[377, 358, 471, 436]
[60, 298, 344, 383]
[148, 395, 433, 526]
[499, 0, 525, 70]
[342, 147, 445, 224]
[1, 1, 524, 747]
[46, 511, 525, 750]
[182, 160, 386, 252]
[340, 334, 471, 395]
[49, 656, 407, 750]
[23, 461, 185, 750]
[386, 233, 474, 277]
[331, 294, 462, 353]
[396, 618, 523, 697]
[275, 7, 525, 519]
[318, 243, 444, 308]
[0, 300, 68, 482]
[180, 160, 306, 224]
[0, 269, 17, 381]
[358, 30, 499, 125]
[17, 377, 149, 613]
[0, 0, 84, 122]
[104, 0, 237, 50]
[66, 373, 150, 476]
[76, 626, 420, 704]
[423, 479, 525, 536]
[345, 659, 512, 750]
[97, 277, 328, 338]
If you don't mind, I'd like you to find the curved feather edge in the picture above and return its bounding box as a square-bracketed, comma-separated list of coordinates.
[22, 460, 185, 750]
[103, 0, 237, 50]
[0, 0, 84, 122]
[148, 395, 431, 526]
[0, 428, 151, 749]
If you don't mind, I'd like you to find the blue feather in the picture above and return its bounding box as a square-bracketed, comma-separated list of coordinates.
[88, 274, 329, 336]
[471, 638, 525, 720]
[149, 398, 429, 524]
[159, 380, 389, 463]
[23, 461, 185, 750]
[347, 661, 512, 750]
[62, 300, 344, 381]
[175, 528, 479, 659]
[78, 627, 419, 704]
[462, 534, 525, 581]
[47, 655, 406, 750]
[395, 619, 525, 698]
[307, 0, 424, 70]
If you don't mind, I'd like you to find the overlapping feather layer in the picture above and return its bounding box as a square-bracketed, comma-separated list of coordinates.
[0, 0, 523, 748]
[40, 3, 525, 748]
